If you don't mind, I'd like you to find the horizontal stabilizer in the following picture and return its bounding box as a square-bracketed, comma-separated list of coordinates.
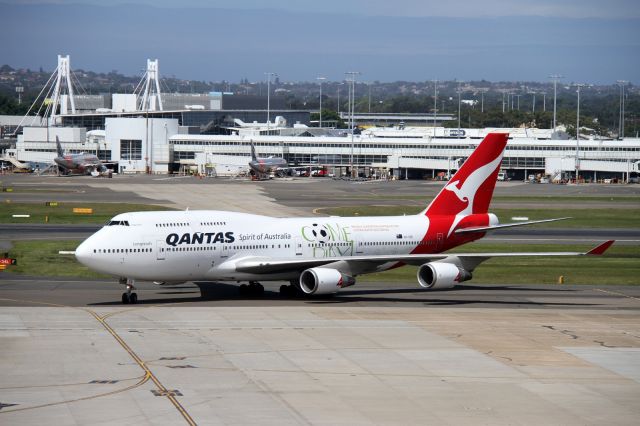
[454, 217, 571, 234]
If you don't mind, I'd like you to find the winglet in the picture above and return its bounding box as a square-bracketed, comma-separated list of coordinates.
[586, 240, 615, 255]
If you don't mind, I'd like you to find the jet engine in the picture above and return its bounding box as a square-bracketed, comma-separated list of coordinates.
[153, 281, 186, 286]
[299, 268, 355, 295]
[417, 262, 472, 290]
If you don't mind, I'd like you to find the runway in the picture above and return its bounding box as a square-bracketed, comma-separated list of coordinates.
[1, 275, 640, 310]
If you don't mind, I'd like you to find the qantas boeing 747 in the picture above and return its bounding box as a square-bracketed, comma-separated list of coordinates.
[75, 133, 614, 304]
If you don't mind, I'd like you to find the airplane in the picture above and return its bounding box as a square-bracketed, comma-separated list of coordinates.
[54, 137, 110, 177]
[74, 133, 614, 304]
[248, 140, 288, 178]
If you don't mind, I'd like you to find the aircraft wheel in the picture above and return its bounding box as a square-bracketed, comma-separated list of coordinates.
[130, 293, 138, 304]
[239, 284, 249, 297]
[279, 285, 289, 297]
[247, 282, 264, 297]
[279, 284, 295, 298]
[122, 293, 130, 304]
[251, 283, 264, 296]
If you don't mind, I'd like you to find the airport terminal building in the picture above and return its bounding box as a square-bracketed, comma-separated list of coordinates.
[11, 116, 640, 181]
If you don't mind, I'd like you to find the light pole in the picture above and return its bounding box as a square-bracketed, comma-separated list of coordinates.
[530, 92, 536, 113]
[516, 94, 521, 111]
[15, 86, 23, 105]
[549, 74, 563, 131]
[265, 72, 277, 130]
[368, 82, 372, 113]
[575, 83, 585, 181]
[542, 91, 546, 112]
[345, 71, 360, 177]
[617, 80, 628, 139]
[479, 88, 487, 113]
[432, 79, 438, 127]
[317, 76, 326, 128]
[457, 81, 462, 135]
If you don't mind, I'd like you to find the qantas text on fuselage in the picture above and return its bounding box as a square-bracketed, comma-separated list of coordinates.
[75, 133, 614, 304]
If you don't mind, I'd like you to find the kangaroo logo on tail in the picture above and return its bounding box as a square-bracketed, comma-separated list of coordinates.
[443, 180, 468, 204]
[423, 132, 509, 222]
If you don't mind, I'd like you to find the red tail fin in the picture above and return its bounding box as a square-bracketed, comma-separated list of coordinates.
[423, 133, 508, 216]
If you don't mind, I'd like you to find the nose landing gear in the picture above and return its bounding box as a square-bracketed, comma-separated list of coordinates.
[119, 278, 138, 304]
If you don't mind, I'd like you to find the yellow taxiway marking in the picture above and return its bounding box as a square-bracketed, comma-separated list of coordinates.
[0, 297, 197, 425]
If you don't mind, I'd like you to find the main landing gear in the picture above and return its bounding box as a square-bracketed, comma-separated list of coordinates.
[237, 280, 301, 298]
[279, 280, 300, 298]
[239, 281, 264, 297]
[119, 278, 138, 304]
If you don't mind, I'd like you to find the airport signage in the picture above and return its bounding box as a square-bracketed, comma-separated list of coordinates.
[73, 208, 93, 214]
[0, 258, 17, 265]
[46, 201, 58, 206]
[448, 129, 466, 137]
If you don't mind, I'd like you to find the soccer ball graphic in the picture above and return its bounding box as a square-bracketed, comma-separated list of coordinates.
[310, 223, 330, 243]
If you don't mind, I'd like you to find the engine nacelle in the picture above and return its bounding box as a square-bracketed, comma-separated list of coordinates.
[299, 268, 355, 295]
[153, 281, 186, 286]
[417, 262, 472, 290]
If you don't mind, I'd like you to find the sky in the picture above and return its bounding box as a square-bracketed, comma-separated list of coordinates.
[1, 1, 639, 84]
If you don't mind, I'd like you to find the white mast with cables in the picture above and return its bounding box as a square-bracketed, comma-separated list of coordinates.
[136, 59, 163, 111]
[50, 55, 76, 124]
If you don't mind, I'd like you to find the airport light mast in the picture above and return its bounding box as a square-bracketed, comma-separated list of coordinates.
[479, 88, 488, 113]
[549, 74, 563, 132]
[432, 79, 438, 127]
[617, 80, 628, 139]
[529, 91, 536, 113]
[317, 76, 326, 128]
[456, 81, 463, 137]
[575, 83, 586, 182]
[345, 71, 360, 177]
[265, 72, 277, 131]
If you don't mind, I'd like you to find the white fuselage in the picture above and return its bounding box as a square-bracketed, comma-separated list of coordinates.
[75, 210, 433, 281]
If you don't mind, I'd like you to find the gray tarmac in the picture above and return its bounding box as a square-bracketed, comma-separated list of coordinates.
[1, 173, 639, 425]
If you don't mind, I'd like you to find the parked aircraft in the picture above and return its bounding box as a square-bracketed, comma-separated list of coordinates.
[248, 140, 287, 178]
[54, 137, 109, 176]
[75, 133, 614, 304]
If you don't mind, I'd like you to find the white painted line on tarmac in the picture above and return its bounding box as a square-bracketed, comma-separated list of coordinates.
[152, 176, 193, 181]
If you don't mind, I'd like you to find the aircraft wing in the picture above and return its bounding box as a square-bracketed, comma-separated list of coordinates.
[455, 217, 571, 234]
[82, 162, 104, 169]
[231, 240, 614, 274]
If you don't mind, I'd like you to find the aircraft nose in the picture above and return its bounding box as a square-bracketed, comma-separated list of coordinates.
[74, 239, 93, 266]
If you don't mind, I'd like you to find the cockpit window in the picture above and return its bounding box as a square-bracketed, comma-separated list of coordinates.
[106, 220, 130, 226]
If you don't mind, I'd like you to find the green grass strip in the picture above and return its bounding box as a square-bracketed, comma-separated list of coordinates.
[319, 206, 640, 228]
[4, 240, 638, 285]
[1, 202, 175, 224]
[5, 240, 110, 278]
